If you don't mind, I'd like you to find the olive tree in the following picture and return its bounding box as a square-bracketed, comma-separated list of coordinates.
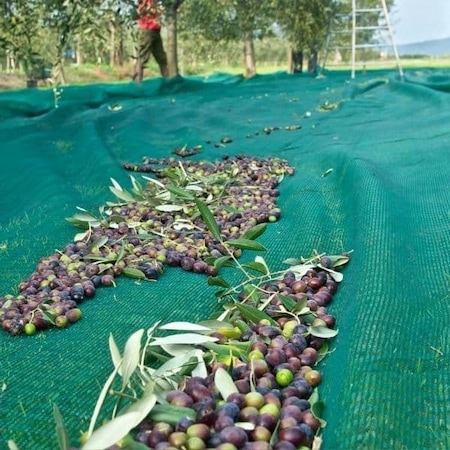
[0, 0, 47, 84]
[178, 0, 278, 78]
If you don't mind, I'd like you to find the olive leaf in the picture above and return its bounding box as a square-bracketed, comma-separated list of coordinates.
[226, 238, 267, 252]
[202, 341, 251, 361]
[214, 367, 239, 401]
[121, 329, 145, 390]
[83, 411, 142, 450]
[309, 325, 338, 339]
[278, 293, 297, 311]
[235, 303, 277, 326]
[316, 341, 329, 364]
[87, 363, 122, 437]
[162, 184, 195, 200]
[53, 403, 70, 450]
[207, 276, 231, 288]
[159, 322, 212, 332]
[149, 333, 219, 347]
[328, 254, 351, 267]
[66, 213, 101, 228]
[109, 187, 136, 203]
[194, 198, 221, 241]
[142, 175, 166, 189]
[109, 333, 122, 375]
[160, 343, 196, 357]
[321, 267, 344, 282]
[197, 319, 235, 331]
[155, 204, 184, 212]
[241, 223, 267, 241]
[288, 264, 315, 278]
[243, 284, 261, 303]
[152, 350, 203, 379]
[309, 389, 327, 427]
[88, 236, 108, 252]
[241, 261, 269, 275]
[211, 255, 233, 270]
[148, 404, 196, 425]
[122, 267, 147, 279]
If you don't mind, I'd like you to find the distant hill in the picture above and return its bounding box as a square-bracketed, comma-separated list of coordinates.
[387, 37, 450, 57]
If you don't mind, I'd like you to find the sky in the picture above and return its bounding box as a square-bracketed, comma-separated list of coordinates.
[392, 0, 450, 44]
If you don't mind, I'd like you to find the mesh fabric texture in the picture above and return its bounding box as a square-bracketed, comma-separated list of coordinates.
[1, 68, 450, 449]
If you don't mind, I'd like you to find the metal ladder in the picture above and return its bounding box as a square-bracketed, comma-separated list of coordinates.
[323, 0, 403, 79]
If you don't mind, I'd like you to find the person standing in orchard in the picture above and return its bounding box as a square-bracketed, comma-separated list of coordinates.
[133, 0, 169, 82]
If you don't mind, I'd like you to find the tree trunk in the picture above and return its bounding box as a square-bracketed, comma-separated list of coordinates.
[165, 7, 180, 77]
[109, 22, 116, 66]
[308, 49, 318, 75]
[75, 35, 83, 65]
[117, 35, 124, 66]
[243, 33, 256, 78]
[289, 47, 303, 74]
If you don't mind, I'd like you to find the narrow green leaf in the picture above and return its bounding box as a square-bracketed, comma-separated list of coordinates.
[116, 435, 151, 450]
[309, 326, 338, 339]
[202, 341, 251, 360]
[87, 363, 122, 436]
[278, 294, 297, 311]
[243, 284, 261, 303]
[83, 411, 141, 450]
[89, 236, 108, 251]
[316, 341, 329, 364]
[155, 204, 184, 212]
[226, 239, 267, 252]
[292, 297, 309, 314]
[241, 261, 269, 275]
[215, 367, 239, 401]
[212, 255, 233, 270]
[122, 267, 146, 279]
[40, 310, 56, 325]
[68, 212, 99, 223]
[53, 404, 70, 450]
[74, 231, 90, 240]
[160, 343, 196, 357]
[197, 320, 235, 331]
[120, 383, 156, 423]
[329, 254, 351, 267]
[121, 329, 145, 390]
[194, 198, 221, 241]
[109, 186, 136, 202]
[254, 256, 270, 274]
[149, 333, 219, 347]
[241, 223, 267, 241]
[235, 303, 277, 326]
[283, 257, 302, 266]
[164, 184, 195, 200]
[160, 322, 212, 332]
[152, 351, 201, 378]
[207, 276, 231, 288]
[148, 404, 196, 425]
[142, 175, 166, 189]
[324, 268, 344, 282]
[108, 333, 122, 375]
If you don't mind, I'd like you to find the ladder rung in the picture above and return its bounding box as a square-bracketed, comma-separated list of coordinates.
[355, 8, 382, 13]
[336, 44, 394, 49]
[355, 26, 388, 31]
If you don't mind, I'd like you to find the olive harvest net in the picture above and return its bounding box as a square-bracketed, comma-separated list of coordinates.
[1, 68, 450, 450]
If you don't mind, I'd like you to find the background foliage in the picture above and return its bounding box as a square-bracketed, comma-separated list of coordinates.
[0, 0, 395, 82]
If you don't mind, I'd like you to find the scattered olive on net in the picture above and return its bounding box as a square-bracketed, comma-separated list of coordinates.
[0, 156, 295, 336]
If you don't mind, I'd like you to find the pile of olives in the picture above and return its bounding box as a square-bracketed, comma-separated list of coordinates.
[0, 155, 295, 336]
[110, 260, 341, 450]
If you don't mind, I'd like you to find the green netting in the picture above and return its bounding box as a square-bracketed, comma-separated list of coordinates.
[1, 68, 450, 449]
